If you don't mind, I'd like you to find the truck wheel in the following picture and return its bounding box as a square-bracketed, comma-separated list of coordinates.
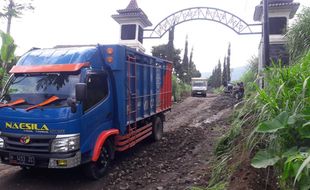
[84, 140, 112, 180]
[151, 117, 163, 141]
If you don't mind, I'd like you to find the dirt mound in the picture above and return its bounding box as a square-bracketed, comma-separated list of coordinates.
[228, 156, 278, 190]
[210, 95, 235, 111]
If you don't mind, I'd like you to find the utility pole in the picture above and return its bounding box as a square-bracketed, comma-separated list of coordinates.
[263, 0, 270, 67]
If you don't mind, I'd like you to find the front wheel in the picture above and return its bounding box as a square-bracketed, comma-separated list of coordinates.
[83, 140, 112, 180]
[151, 116, 163, 141]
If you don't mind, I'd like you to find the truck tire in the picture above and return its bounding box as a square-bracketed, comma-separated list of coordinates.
[151, 116, 163, 141]
[83, 140, 112, 180]
[20, 166, 38, 172]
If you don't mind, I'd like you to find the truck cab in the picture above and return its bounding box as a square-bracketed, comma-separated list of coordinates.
[0, 46, 113, 170]
[191, 78, 208, 97]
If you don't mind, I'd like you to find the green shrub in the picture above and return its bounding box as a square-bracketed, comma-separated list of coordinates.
[172, 74, 191, 101]
[212, 86, 224, 94]
[287, 7, 310, 61]
[210, 52, 310, 190]
[248, 51, 310, 189]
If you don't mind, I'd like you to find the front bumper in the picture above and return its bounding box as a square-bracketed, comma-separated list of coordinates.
[192, 90, 207, 96]
[0, 149, 81, 168]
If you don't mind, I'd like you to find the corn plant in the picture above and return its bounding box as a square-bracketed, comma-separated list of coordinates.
[249, 52, 310, 189]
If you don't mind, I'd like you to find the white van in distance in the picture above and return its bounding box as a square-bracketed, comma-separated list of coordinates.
[191, 78, 208, 97]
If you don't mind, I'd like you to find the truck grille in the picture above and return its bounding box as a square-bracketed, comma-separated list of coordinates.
[2, 133, 56, 153]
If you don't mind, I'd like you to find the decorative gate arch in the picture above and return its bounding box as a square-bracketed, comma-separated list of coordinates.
[144, 7, 262, 39]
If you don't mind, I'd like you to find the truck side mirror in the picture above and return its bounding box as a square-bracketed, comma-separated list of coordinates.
[76, 83, 87, 102]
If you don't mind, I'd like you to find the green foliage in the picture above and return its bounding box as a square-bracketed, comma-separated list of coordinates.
[215, 122, 241, 156]
[0, 30, 16, 69]
[212, 86, 224, 95]
[246, 52, 310, 189]
[256, 111, 288, 133]
[172, 74, 180, 101]
[182, 36, 189, 83]
[0, 30, 16, 89]
[152, 43, 185, 81]
[239, 56, 258, 94]
[207, 182, 227, 190]
[222, 57, 227, 86]
[211, 43, 232, 88]
[227, 43, 231, 82]
[191, 187, 206, 190]
[189, 47, 201, 79]
[181, 37, 201, 84]
[172, 74, 191, 101]
[207, 153, 230, 190]
[210, 52, 310, 189]
[251, 150, 280, 168]
[287, 7, 310, 62]
[209, 60, 222, 88]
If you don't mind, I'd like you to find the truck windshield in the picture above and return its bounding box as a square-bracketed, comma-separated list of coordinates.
[193, 82, 205, 87]
[1, 73, 80, 106]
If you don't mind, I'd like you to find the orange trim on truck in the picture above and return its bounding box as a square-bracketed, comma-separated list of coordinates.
[9, 63, 90, 74]
[92, 129, 120, 162]
[25, 96, 60, 111]
[0, 99, 26, 108]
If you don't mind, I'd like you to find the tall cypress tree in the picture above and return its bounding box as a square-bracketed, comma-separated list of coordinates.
[216, 60, 222, 88]
[167, 25, 175, 57]
[182, 35, 189, 83]
[189, 47, 201, 78]
[189, 47, 193, 81]
[227, 43, 231, 82]
[222, 56, 227, 86]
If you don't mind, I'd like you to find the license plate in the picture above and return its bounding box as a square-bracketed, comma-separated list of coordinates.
[197, 92, 202, 94]
[9, 153, 35, 166]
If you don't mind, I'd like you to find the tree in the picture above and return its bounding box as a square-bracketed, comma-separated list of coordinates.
[287, 7, 310, 62]
[167, 25, 174, 54]
[151, 44, 183, 79]
[222, 56, 227, 86]
[239, 56, 258, 93]
[189, 47, 201, 78]
[181, 36, 190, 83]
[208, 60, 222, 88]
[227, 43, 231, 82]
[151, 26, 183, 80]
[0, 0, 34, 34]
[152, 44, 182, 68]
[216, 60, 222, 87]
[0, 30, 16, 71]
[208, 68, 215, 87]
[0, 30, 16, 89]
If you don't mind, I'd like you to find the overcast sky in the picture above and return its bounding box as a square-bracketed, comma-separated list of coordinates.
[0, 0, 309, 73]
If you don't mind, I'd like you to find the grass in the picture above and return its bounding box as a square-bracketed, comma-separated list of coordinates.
[247, 53, 310, 189]
[173, 74, 191, 101]
[212, 86, 225, 95]
[206, 51, 310, 190]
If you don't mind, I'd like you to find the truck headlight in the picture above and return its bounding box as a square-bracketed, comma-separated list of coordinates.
[51, 134, 80, 153]
[0, 137, 4, 149]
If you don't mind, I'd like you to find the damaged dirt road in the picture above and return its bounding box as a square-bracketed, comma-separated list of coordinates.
[0, 94, 234, 190]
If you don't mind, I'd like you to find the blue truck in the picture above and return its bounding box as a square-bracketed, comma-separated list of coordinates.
[0, 45, 172, 179]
